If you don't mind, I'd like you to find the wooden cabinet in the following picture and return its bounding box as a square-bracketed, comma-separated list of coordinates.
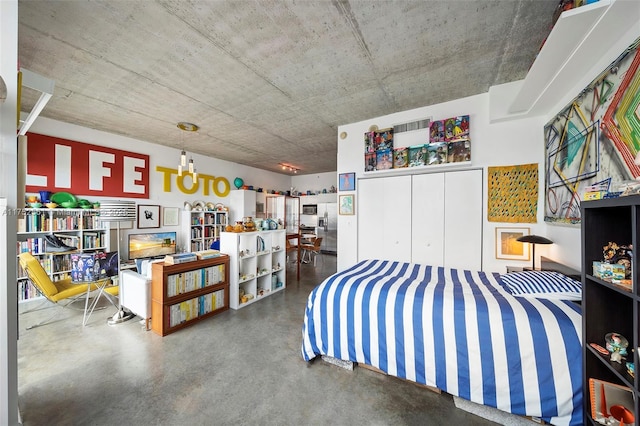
[220, 230, 286, 309]
[151, 256, 229, 336]
[357, 169, 482, 269]
[16, 208, 109, 302]
[183, 210, 228, 251]
[581, 196, 639, 425]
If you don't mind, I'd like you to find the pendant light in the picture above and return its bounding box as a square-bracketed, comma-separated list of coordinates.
[177, 122, 199, 177]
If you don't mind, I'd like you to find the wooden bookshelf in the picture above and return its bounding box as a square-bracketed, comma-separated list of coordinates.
[151, 255, 229, 336]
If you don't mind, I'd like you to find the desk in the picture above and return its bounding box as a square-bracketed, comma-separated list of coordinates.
[75, 277, 118, 326]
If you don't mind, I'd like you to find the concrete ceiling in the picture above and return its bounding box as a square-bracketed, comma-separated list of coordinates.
[18, 0, 558, 175]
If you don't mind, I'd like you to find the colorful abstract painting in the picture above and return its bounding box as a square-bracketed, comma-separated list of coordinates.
[488, 163, 539, 223]
[544, 36, 640, 225]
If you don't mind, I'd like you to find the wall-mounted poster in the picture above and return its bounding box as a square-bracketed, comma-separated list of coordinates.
[138, 205, 160, 228]
[495, 227, 530, 261]
[338, 172, 355, 191]
[544, 36, 640, 225]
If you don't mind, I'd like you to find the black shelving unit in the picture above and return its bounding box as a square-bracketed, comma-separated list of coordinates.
[582, 196, 640, 425]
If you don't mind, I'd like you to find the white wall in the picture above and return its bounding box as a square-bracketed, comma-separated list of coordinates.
[28, 117, 294, 257]
[337, 93, 555, 272]
[291, 171, 337, 196]
[0, 1, 19, 424]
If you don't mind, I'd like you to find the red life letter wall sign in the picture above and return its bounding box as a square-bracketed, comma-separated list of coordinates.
[25, 133, 149, 198]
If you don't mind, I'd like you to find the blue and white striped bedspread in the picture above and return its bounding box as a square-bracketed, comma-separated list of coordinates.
[301, 260, 582, 426]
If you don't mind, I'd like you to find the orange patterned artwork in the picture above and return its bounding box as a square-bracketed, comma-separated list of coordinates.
[488, 163, 538, 223]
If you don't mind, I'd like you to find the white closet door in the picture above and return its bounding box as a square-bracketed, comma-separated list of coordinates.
[382, 175, 412, 262]
[411, 173, 445, 266]
[358, 178, 380, 261]
[443, 169, 482, 270]
[358, 175, 411, 262]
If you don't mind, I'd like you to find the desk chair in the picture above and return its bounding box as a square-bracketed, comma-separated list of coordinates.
[18, 252, 118, 329]
[300, 237, 323, 266]
[286, 238, 299, 264]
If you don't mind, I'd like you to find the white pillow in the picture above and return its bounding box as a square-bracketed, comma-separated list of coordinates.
[500, 270, 582, 301]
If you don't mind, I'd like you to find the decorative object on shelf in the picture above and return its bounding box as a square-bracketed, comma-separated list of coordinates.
[137, 204, 160, 229]
[234, 177, 244, 189]
[605, 332, 629, 360]
[44, 202, 57, 209]
[602, 241, 632, 278]
[39, 190, 52, 203]
[192, 200, 205, 212]
[495, 227, 530, 262]
[183, 201, 192, 211]
[99, 199, 137, 326]
[339, 194, 354, 215]
[516, 234, 553, 269]
[233, 221, 244, 232]
[243, 217, 256, 232]
[163, 207, 179, 226]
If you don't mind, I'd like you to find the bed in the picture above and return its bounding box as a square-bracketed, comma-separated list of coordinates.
[301, 259, 582, 426]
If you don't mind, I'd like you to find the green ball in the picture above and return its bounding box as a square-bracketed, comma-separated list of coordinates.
[234, 177, 244, 189]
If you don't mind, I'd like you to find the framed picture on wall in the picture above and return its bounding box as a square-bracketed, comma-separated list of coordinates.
[339, 172, 356, 191]
[339, 195, 355, 215]
[495, 227, 530, 261]
[162, 207, 179, 226]
[138, 205, 161, 229]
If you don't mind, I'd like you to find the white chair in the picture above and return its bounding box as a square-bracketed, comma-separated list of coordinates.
[120, 268, 152, 330]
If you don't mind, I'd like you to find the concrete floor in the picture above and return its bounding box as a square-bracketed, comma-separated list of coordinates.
[18, 255, 505, 425]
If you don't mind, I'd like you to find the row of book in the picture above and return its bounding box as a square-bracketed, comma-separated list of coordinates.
[17, 235, 86, 254]
[18, 281, 39, 302]
[82, 231, 105, 249]
[16, 253, 74, 276]
[190, 227, 215, 239]
[365, 139, 471, 171]
[168, 289, 225, 327]
[166, 264, 226, 297]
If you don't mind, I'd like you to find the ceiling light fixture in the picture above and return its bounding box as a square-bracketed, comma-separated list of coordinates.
[279, 163, 299, 174]
[177, 122, 199, 178]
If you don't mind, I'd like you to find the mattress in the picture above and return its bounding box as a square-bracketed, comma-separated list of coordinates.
[301, 259, 582, 426]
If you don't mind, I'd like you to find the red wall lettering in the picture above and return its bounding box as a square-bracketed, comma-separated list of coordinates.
[25, 133, 149, 198]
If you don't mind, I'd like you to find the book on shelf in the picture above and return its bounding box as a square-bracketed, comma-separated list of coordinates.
[588, 378, 635, 423]
[195, 249, 221, 260]
[163, 252, 198, 265]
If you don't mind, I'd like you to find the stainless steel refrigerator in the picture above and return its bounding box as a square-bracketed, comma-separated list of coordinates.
[316, 202, 337, 254]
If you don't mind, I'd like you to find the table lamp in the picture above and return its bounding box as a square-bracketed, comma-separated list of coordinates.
[99, 200, 136, 325]
[516, 235, 553, 270]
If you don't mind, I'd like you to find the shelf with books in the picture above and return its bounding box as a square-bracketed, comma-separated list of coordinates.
[183, 210, 228, 252]
[581, 196, 639, 425]
[151, 255, 229, 336]
[16, 208, 110, 303]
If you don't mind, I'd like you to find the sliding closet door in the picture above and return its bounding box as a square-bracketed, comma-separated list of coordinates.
[358, 175, 412, 262]
[411, 173, 445, 266]
[443, 169, 482, 270]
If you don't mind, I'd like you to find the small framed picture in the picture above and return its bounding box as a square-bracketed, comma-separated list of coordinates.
[495, 227, 530, 261]
[339, 172, 356, 191]
[137, 205, 161, 229]
[162, 207, 179, 226]
[339, 194, 355, 215]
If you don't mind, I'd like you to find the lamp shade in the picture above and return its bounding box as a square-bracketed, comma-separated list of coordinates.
[99, 200, 136, 222]
[516, 235, 553, 245]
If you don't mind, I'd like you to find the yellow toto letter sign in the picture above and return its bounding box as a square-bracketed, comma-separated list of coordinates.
[156, 166, 230, 197]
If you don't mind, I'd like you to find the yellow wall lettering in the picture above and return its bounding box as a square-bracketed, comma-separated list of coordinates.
[155, 166, 231, 197]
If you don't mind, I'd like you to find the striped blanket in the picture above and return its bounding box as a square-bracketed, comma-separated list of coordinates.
[301, 260, 582, 426]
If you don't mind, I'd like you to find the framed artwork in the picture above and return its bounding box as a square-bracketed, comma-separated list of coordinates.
[137, 204, 160, 228]
[339, 194, 354, 215]
[162, 207, 179, 226]
[339, 172, 356, 191]
[495, 227, 530, 261]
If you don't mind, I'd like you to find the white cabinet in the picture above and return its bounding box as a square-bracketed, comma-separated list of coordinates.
[358, 169, 482, 269]
[228, 189, 256, 223]
[358, 175, 412, 262]
[183, 210, 228, 251]
[220, 230, 286, 309]
[16, 208, 110, 302]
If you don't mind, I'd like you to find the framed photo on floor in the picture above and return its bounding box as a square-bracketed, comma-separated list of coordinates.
[495, 227, 530, 261]
[339, 194, 354, 215]
[137, 204, 160, 228]
[339, 172, 356, 191]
